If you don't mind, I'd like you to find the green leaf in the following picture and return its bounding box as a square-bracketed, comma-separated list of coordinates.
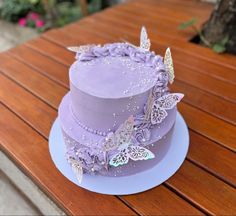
[27, 19, 36, 28]
[28, 0, 39, 5]
[221, 36, 229, 45]
[178, 18, 197, 30]
[212, 43, 226, 53]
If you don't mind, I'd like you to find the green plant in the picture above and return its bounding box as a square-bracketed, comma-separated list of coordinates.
[0, 0, 44, 22]
[42, 0, 101, 28]
[178, 18, 229, 53]
[0, 0, 102, 32]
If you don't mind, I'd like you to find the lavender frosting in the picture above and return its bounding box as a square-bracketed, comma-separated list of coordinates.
[58, 42, 177, 176]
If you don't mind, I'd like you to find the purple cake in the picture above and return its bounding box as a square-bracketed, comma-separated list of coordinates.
[58, 27, 183, 183]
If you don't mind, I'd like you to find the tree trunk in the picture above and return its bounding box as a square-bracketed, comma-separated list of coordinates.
[202, 0, 236, 54]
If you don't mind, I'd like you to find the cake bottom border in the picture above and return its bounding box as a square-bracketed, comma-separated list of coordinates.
[48, 112, 189, 195]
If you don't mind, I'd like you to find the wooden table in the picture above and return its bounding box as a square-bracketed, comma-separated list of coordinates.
[1, 0, 236, 215]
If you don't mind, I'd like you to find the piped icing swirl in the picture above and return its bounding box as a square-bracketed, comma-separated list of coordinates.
[76, 43, 165, 71]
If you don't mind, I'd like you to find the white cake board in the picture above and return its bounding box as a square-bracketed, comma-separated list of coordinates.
[49, 112, 189, 195]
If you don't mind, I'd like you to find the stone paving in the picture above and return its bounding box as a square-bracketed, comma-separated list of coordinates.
[0, 20, 39, 52]
[0, 171, 41, 215]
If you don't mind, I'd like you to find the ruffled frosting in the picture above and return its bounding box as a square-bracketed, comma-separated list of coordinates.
[76, 43, 165, 71]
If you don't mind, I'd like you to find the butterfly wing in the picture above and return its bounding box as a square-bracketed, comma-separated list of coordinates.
[114, 116, 135, 148]
[164, 47, 175, 84]
[109, 149, 129, 167]
[144, 89, 155, 121]
[68, 158, 83, 184]
[157, 93, 184, 110]
[128, 146, 155, 161]
[67, 44, 95, 53]
[102, 132, 116, 151]
[140, 26, 151, 51]
[151, 102, 168, 124]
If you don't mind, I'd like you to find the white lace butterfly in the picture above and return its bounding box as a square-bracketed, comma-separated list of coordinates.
[151, 93, 184, 125]
[102, 116, 134, 152]
[67, 44, 96, 53]
[68, 157, 83, 184]
[109, 143, 155, 167]
[123, 26, 151, 51]
[140, 26, 151, 51]
[164, 48, 175, 84]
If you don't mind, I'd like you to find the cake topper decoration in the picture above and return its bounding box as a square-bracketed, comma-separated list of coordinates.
[68, 157, 83, 184]
[103, 116, 134, 152]
[109, 144, 155, 167]
[151, 93, 184, 125]
[122, 26, 151, 51]
[140, 26, 151, 51]
[144, 89, 155, 121]
[151, 103, 168, 124]
[164, 48, 175, 84]
[67, 44, 96, 53]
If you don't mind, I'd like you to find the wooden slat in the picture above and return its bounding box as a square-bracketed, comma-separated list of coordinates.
[179, 103, 236, 151]
[166, 160, 236, 215]
[124, 0, 211, 22]
[0, 74, 55, 138]
[140, 0, 213, 9]
[0, 104, 135, 215]
[0, 54, 67, 109]
[122, 185, 203, 215]
[0, 68, 203, 215]
[105, 7, 198, 41]
[171, 81, 236, 126]
[188, 130, 236, 187]
[7, 45, 69, 88]
[25, 38, 74, 66]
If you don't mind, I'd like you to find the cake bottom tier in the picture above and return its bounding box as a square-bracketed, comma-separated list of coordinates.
[61, 125, 175, 177]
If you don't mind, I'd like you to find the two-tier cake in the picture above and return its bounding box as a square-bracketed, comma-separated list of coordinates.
[58, 27, 183, 183]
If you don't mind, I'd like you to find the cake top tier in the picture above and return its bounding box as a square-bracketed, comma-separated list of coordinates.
[70, 43, 166, 98]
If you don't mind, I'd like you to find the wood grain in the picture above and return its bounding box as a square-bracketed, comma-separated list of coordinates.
[166, 160, 236, 215]
[0, 74, 56, 137]
[7, 45, 69, 88]
[0, 104, 136, 215]
[0, 54, 67, 109]
[188, 130, 236, 187]
[122, 186, 203, 215]
[178, 103, 236, 151]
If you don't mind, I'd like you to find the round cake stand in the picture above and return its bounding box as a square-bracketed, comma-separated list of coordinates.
[49, 112, 189, 195]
